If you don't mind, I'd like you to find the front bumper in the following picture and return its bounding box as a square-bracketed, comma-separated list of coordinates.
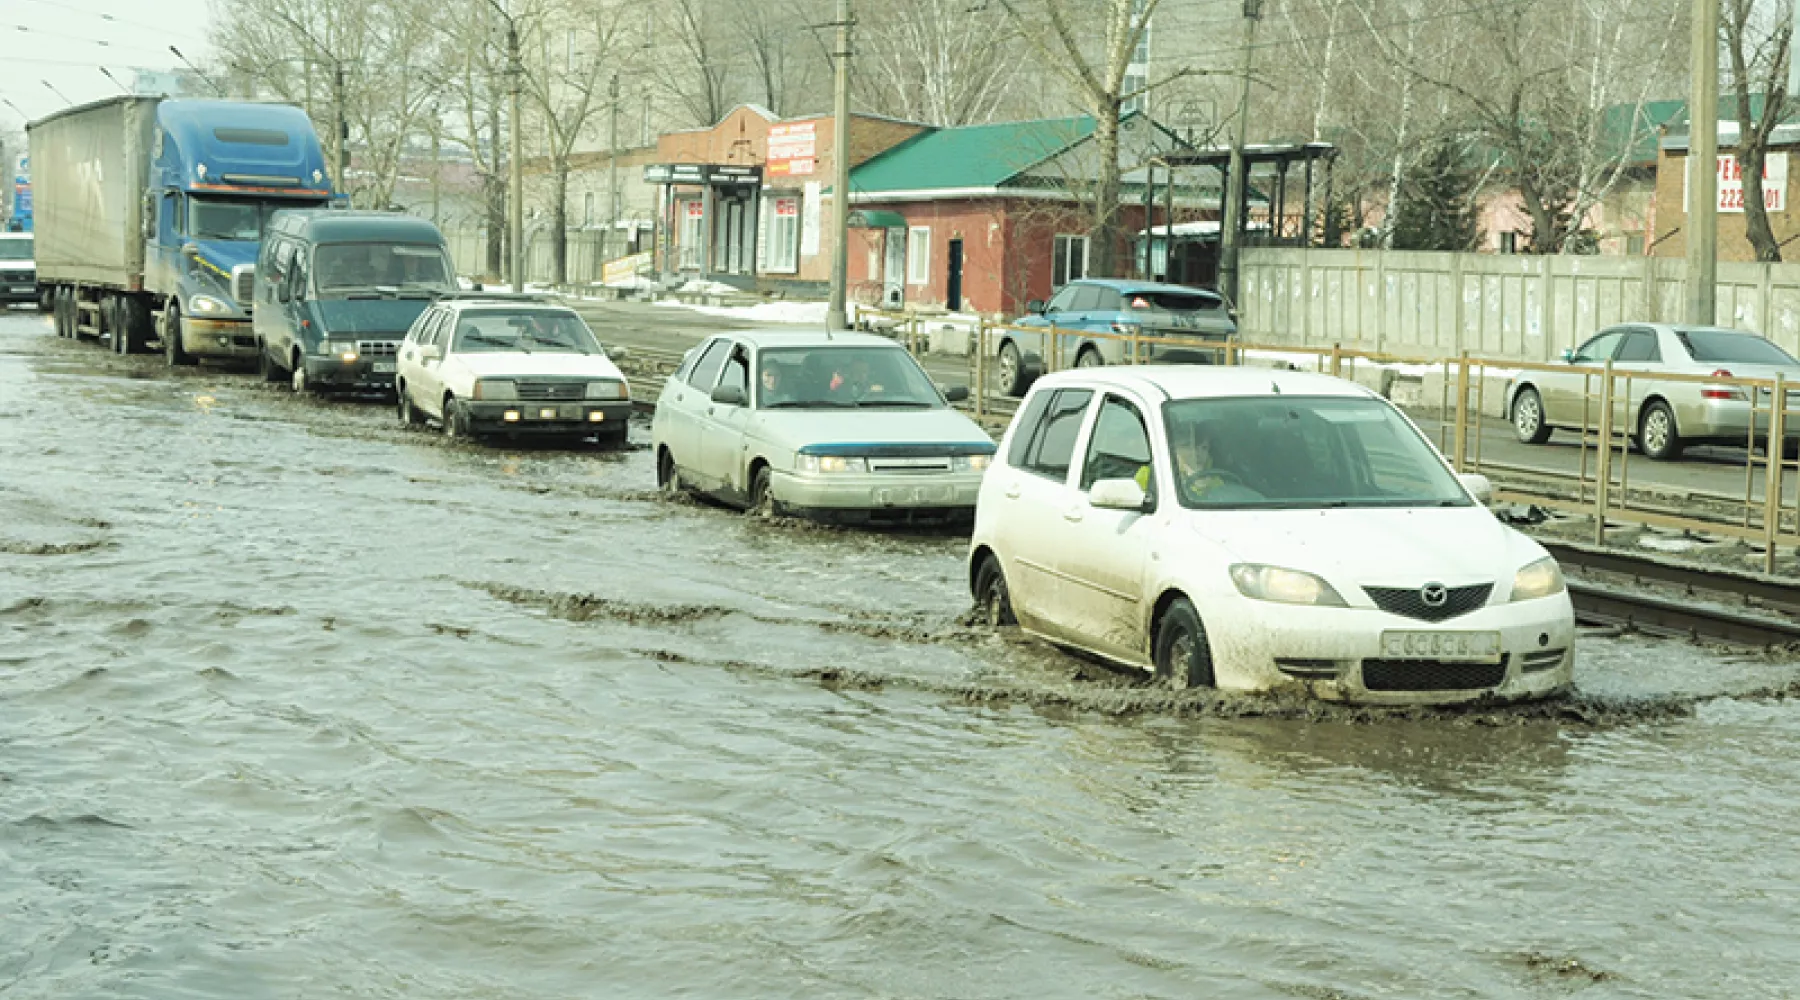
[770, 468, 983, 519]
[464, 399, 632, 435]
[1203, 593, 1577, 706]
[301, 354, 400, 391]
[180, 317, 257, 359]
[0, 281, 38, 303]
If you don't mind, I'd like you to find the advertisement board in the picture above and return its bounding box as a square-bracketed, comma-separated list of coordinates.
[767, 123, 816, 178]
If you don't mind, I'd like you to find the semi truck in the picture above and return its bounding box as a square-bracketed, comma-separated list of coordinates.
[27, 96, 335, 363]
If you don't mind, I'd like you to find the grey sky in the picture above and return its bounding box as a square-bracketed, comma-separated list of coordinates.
[0, 0, 212, 128]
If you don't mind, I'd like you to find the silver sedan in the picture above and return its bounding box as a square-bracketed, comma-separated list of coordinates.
[651, 330, 996, 524]
[1507, 323, 1800, 460]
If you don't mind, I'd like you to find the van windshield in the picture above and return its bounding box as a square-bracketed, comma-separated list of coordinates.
[315, 243, 453, 291]
[190, 197, 326, 241]
[0, 238, 31, 261]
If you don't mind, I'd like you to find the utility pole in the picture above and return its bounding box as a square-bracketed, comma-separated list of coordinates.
[609, 73, 620, 262]
[1218, 0, 1262, 307]
[508, 21, 525, 291]
[335, 62, 349, 197]
[430, 113, 442, 227]
[1686, 0, 1719, 326]
[826, 0, 853, 331]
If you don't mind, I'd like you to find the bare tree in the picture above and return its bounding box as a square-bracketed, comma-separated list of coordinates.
[523, 0, 635, 283]
[1723, 0, 1793, 261]
[855, 0, 1028, 125]
[654, 0, 736, 126]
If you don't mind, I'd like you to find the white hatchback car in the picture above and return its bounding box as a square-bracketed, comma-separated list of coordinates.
[968, 367, 1576, 705]
[394, 296, 632, 446]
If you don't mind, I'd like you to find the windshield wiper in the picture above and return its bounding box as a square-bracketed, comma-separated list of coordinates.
[765, 399, 856, 409]
[856, 399, 933, 407]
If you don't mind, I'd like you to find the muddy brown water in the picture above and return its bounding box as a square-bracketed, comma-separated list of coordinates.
[4, 309, 1799, 998]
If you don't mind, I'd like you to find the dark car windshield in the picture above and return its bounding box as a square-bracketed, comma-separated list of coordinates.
[190, 197, 326, 241]
[1164, 396, 1469, 510]
[451, 310, 601, 354]
[756, 345, 944, 408]
[1676, 328, 1799, 366]
[1123, 290, 1222, 313]
[0, 238, 31, 261]
[315, 242, 453, 291]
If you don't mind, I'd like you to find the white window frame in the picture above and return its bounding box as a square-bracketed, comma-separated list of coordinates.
[764, 193, 801, 274]
[679, 199, 704, 270]
[1053, 234, 1090, 288]
[907, 226, 931, 285]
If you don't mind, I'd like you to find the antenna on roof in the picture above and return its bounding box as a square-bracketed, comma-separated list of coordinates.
[1271, 380, 1281, 394]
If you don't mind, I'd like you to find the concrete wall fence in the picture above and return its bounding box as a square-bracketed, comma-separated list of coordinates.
[443, 228, 636, 286]
[1239, 248, 1800, 363]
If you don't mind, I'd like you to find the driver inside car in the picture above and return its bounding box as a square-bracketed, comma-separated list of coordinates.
[1170, 421, 1230, 499]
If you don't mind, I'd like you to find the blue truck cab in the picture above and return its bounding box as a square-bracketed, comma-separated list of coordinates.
[146, 100, 334, 363]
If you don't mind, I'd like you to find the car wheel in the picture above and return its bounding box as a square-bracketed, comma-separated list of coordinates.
[973, 554, 1016, 627]
[290, 361, 309, 394]
[1075, 345, 1104, 368]
[1638, 400, 1683, 461]
[258, 342, 286, 382]
[1511, 387, 1552, 444]
[996, 340, 1028, 397]
[748, 464, 778, 518]
[657, 449, 684, 495]
[441, 397, 466, 439]
[1153, 597, 1215, 690]
[397, 385, 424, 426]
[162, 304, 192, 366]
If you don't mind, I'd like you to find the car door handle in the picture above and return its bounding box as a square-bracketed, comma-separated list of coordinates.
[1063, 507, 1085, 522]
[1004, 485, 1022, 499]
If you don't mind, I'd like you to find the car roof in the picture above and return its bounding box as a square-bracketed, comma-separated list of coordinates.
[446, 299, 578, 314]
[270, 210, 446, 244]
[1069, 277, 1221, 297]
[0, 232, 30, 239]
[1033, 365, 1376, 402]
[704, 330, 909, 350]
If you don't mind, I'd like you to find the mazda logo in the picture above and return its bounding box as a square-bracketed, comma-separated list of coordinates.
[1420, 583, 1449, 608]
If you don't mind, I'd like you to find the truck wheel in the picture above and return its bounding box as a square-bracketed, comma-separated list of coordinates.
[162, 304, 193, 366]
[122, 298, 151, 353]
[37, 289, 52, 314]
[105, 298, 129, 355]
[51, 288, 69, 338]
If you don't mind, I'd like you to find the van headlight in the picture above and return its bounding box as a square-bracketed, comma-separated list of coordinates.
[1229, 564, 1348, 607]
[190, 295, 230, 315]
[1511, 557, 1566, 601]
[472, 379, 517, 401]
[797, 455, 867, 474]
[585, 380, 627, 400]
[953, 454, 992, 472]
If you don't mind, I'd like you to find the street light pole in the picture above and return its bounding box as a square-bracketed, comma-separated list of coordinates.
[826, 0, 852, 331]
[609, 72, 620, 262]
[1685, 0, 1719, 326]
[1218, 0, 1262, 308]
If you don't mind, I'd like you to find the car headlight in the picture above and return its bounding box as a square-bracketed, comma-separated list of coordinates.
[586, 380, 627, 400]
[796, 454, 867, 474]
[472, 379, 517, 401]
[190, 295, 230, 315]
[953, 454, 992, 472]
[1229, 564, 1348, 607]
[1511, 557, 1566, 602]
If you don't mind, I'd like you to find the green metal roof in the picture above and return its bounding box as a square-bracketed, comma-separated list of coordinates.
[850, 116, 1096, 194]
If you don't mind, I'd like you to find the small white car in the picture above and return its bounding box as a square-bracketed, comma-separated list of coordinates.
[969, 366, 1576, 705]
[651, 331, 995, 523]
[394, 296, 632, 446]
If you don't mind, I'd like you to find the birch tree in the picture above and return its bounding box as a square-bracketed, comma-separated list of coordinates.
[1723, 0, 1794, 261]
[855, 0, 1028, 126]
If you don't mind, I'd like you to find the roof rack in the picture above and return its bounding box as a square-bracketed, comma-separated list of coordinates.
[431, 290, 561, 304]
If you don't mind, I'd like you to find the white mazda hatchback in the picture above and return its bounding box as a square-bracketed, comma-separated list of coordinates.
[967, 367, 1575, 705]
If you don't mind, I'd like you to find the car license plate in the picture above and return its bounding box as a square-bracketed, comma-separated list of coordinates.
[372, 362, 396, 373]
[1380, 631, 1502, 662]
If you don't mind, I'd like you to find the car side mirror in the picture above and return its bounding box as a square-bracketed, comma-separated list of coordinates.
[419, 344, 442, 362]
[1560, 348, 1576, 363]
[711, 384, 747, 406]
[1026, 299, 1046, 315]
[1090, 478, 1150, 512]
[1458, 472, 1493, 505]
[942, 385, 969, 402]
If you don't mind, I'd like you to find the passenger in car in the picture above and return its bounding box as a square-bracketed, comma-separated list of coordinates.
[759, 358, 790, 405]
[1173, 422, 1229, 498]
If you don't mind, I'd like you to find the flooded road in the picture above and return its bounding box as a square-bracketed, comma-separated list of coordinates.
[4, 307, 1800, 998]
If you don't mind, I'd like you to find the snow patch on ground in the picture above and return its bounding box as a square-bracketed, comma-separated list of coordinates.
[653, 298, 831, 325]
